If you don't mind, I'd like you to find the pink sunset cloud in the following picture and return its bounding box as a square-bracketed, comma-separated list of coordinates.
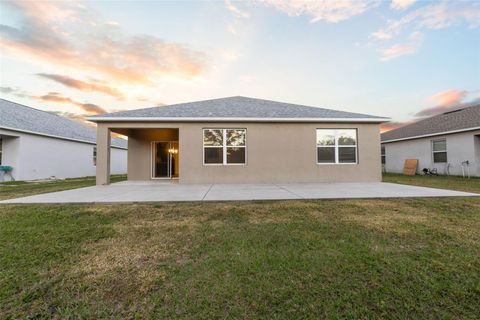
[37, 92, 106, 114]
[380, 120, 413, 133]
[37, 74, 125, 100]
[390, 0, 416, 10]
[415, 89, 469, 117]
[380, 31, 423, 61]
[0, 1, 207, 85]
[257, 0, 377, 23]
[428, 89, 468, 107]
[372, 1, 480, 41]
[382, 89, 479, 132]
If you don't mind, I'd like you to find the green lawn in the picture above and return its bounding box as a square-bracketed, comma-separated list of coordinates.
[1, 175, 479, 318]
[383, 173, 480, 194]
[0, 175, 126, 200]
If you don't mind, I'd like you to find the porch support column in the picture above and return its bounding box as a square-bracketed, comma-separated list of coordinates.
[96, 125, 111, 185]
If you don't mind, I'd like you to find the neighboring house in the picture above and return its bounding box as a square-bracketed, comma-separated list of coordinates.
[381, 104, 480, 177]
[0, 99, 127, 181]
[88, 96, 388, 185]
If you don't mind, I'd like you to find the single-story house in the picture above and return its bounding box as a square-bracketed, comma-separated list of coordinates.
[88, 96, 388, 185]
[381, 104, 480, 177]
[0, 99, 127, 181]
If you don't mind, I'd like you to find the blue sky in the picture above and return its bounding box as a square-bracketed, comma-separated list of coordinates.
[0, 0, 479, 130]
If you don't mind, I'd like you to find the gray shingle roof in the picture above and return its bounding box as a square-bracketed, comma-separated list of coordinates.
[0, 99, 127, 148]
[89, 96, 387, 122]
[381, 104, 480, 142]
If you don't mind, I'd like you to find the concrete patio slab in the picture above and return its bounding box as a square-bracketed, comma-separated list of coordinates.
[0, 181, 477, 204]
[276, 182, 476, 199]
[203, 183, 299, 201]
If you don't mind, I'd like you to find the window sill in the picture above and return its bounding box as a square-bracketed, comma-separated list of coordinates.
[203, 163, 247, 166]
[316, 163, 358, 165]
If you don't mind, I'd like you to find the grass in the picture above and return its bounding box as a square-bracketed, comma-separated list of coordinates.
[0, 174, 479, 318]
[0, 175, 126, 200]
[383, 173, 480, 194]
[1, 199, 479, 318]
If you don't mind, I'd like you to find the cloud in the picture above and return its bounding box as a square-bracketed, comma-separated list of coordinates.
[382, 89, 479, 132]
[380, 31, 423, 61]
[371, 30, 392, 40]
[105, 21, 120, 27]
[418, 1, 480, 29]
[0, 86, 107, 114]
[225, 0, 250, 18]
[0, 87, 14, 94]
[37, 92, 106, 114]
[256, 0, 378, 23]
[428, 89, 468, 108]
[391, 0, 416, 10]
[380, 43, 416, 61]
[49, 111, 92, 126]
[0, 86, 30, 98]
[414, 98, 480, 117]
[221, 50, 242, 62]
[49, 111, 128, 132]
[380, 120, 412, 132]
[0, 1, 206, 85]
[372, 1, 480, 40]
[416, 88, 480, 118]
[415, 89, 469, 117]
[37, 73, 125, 99]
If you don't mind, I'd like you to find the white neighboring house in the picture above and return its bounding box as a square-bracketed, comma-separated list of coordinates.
[381, 104, 480, 177]
[0, 99, 127, 181]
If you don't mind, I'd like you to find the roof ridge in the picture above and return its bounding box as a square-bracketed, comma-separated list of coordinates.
[381, 103, 480, 142]
[92, 96, 247, 117]
[383, 103, 480, 136]
[91, 96, 387, 120]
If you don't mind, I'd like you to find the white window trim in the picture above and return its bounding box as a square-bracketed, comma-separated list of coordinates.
[203, 128, 247, 166]
[432, 139, 447, 163]
[316, 129, 358, 165]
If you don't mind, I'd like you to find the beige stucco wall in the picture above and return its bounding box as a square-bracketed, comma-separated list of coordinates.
[98, 122, 382, 184]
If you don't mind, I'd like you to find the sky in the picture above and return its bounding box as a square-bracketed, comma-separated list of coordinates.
[0, 0, 479, 131]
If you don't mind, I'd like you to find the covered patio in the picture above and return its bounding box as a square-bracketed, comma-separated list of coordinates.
[97, 126, 180, 185]
[1, 181, 477, 204]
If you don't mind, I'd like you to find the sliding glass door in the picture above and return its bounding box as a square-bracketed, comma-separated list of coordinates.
[152, 141, 178, 179]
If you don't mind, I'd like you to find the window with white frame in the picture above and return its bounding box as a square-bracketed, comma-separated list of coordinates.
[432, 139, 447, 163]
[93, 146, 97, 166]
[203, 129, 246, 165]
[316, 129, 357, 164]
[0, 138, 2, 165]
[381, 145, 386, 164]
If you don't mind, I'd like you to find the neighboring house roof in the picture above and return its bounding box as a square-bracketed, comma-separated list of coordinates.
[0, 99, 127, 148]
[381, 104, 480, 143]
[88, 96, 388, 122]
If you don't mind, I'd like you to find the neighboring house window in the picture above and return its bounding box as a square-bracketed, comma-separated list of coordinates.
[432, 139, 447, 163]
[381, 145, 386, 164]
[203, 129, 246, 165]
[316, 129, 357, 164]
[0, 138, 2, 165]
[93, 146, 97, 166]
